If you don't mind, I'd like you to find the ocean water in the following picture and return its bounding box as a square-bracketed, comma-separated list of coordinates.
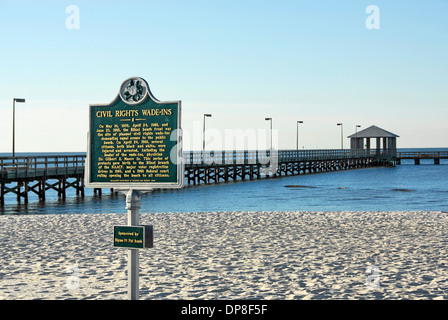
[1, 149, 447, 215]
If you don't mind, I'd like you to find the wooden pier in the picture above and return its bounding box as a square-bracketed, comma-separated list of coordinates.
[396, 151, 448, 165]
[0, 149, 444, 205]
[184, 149, 383, 185]
[1, 155, 86, 204]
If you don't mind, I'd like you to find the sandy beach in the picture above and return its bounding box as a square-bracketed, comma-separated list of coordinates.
[1, 211, 448, 300]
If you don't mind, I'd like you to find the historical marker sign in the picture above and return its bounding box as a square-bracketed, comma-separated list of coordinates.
[85, 77, 183, 190]
[86, 77, 181, 300]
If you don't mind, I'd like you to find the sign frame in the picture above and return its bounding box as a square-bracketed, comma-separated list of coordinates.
[85, 77, 184, 190]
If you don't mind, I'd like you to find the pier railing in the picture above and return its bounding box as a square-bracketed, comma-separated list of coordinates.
[186, 148, 383, 166]
[1, 149, 389, 180]
[0, 155, 85, 180]
[397, 151, 448, 159]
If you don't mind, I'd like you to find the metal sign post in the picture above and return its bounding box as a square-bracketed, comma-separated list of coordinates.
[126, 189, 141, 300]
[86, 77, 183, 300]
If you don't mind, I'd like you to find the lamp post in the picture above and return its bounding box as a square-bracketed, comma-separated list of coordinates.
[337, 123, 343, 150]
[296, 121, 303, 150]
[203, 114, 212, 153]
[265, 118, 272, 150]
[12, 98, 26, 158]
[355, 125, 361, 150]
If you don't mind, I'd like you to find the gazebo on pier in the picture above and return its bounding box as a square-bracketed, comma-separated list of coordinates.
[348, 125, 399, 161]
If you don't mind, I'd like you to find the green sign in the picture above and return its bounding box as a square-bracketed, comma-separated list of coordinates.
[85, 77, 183, 190]
[114, 225, 153, 249]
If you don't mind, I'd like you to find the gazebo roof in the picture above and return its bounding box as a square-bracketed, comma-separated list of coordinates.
[347, 125, 399, 138]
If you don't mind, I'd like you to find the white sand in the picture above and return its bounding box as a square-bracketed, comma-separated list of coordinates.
[1, 211, 448, 300]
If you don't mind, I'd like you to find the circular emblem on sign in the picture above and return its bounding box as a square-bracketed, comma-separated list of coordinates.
[119, 77, 148, 105]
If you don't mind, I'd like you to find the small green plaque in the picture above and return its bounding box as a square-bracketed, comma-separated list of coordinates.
[114, 225, 153, 249]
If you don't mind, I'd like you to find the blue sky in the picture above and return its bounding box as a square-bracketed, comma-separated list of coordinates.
[0, 0, 447, 152]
